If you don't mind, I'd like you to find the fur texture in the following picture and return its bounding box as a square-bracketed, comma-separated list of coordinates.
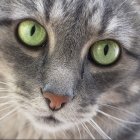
[0, 0, 140, 139]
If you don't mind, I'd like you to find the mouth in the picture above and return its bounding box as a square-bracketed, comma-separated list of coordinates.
[36, 115, 61, 125]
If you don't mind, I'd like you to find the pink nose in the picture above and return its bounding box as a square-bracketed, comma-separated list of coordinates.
[43, 92, 71, 111]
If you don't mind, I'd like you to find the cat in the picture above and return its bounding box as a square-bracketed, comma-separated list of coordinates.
[0, 0, 140, 139]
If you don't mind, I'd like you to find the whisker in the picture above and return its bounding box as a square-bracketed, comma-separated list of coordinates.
[99, 114, 137, 135]
[0, 91, 16, 94]
[53, 131, 57, 140]
[69, 106, 82, 139]
[0, 81, 27, 91]
[0, 96, 15, 99]
[0, 105, 14, 112]
[0, 107, 18, 121]
[0, 82, 9, 85]
[87, 121, 103, 139]
[0, 88, 7, 90]
[89, 119, 111, 139]
[75, 123, 82, 139]
[69, 105, 97, 139]
[99, 103, 140, 119]
[98, 110, 140, 125]
[0, 101, 16, 107]
[81, 122, 95, 139]
[0, 90, 11, 91]
[0, 95, 33, 106]
[63, 130, 68, 139]
[60, 109, 73, 138]
[0, 81, 15, 87]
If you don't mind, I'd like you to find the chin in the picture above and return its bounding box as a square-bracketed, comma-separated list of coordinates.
[29, 115, 73, 132]
[22, 105, 98, 133]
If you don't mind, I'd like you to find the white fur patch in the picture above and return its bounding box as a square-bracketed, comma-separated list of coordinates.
[106, 16, 119, 32]
[35, 0, 45, 16]
[130, 82, 140, 94]
[50, 1, 64, 19]
[87, 0, 104, 31]
[11, 0, 45, 19]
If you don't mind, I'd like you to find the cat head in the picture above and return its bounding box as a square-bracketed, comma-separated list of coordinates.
[0, 0, 140, 131]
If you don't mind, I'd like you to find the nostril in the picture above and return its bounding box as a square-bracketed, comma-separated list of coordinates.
[44, 97, 56, 111]
[44, 98, 51, 106]
[61, 103, 66, 108]
[40, 88, 44, 95]
[41, 91, 71, 111]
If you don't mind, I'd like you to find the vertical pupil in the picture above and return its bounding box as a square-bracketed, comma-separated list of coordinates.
[104, 44, 109, 56]
[30, 25, 36, 36]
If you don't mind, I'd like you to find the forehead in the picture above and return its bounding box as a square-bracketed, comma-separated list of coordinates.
[0, 0, 140, 52]
[0, 0, 136, 19]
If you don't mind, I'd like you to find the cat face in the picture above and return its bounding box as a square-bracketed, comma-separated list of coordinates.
[0, 0, 140, 132]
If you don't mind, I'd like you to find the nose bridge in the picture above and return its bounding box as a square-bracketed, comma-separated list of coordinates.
[44, 65, 76, 96]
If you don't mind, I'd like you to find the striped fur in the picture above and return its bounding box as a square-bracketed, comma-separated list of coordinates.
[0, 0, 140, 139]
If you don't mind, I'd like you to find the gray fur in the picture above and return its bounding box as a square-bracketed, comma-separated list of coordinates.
[0, 0, 140, 139]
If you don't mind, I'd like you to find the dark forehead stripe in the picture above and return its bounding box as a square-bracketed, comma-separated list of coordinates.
[62, 0, 85, 21]
[18, 0, 37, 11]
[99, 0, 136, 35]
[74, 0, 85, 21]
[99, 1, 113, 35]
[43, 0, 55, 20]
[87, 5, 98, 21]
[62, 0, 72, 12]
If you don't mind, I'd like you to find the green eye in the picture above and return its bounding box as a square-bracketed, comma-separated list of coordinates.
[90, 40, 121, 66]
[18, 20, 47, 47]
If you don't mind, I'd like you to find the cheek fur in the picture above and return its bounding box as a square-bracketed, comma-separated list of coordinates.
[0, 0, 140, 139]
[0, 53, 16, 91]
